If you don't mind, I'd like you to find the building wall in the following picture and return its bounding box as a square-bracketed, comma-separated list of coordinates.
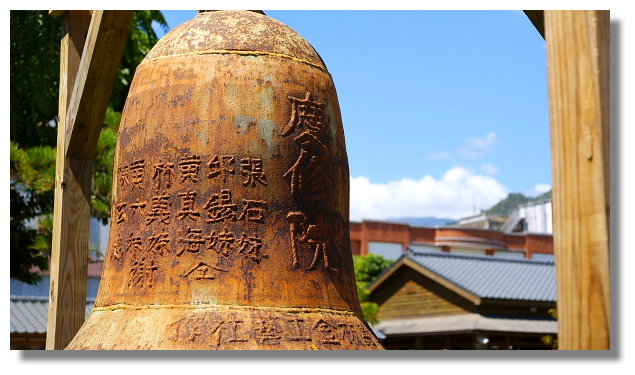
[371, 266, 473, 321]
[350, 220, 553, 260]
[519, 201, 553, 234]
[368, 242, 403, 260]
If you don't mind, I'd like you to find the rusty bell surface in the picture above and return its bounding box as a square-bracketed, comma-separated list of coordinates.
[66, 10, 382, 350]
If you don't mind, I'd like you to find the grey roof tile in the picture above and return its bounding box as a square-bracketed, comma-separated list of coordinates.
[405, 250, 556, 302]
[10, 296, 95, 334]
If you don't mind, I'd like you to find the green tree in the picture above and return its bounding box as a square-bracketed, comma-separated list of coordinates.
[353, 254, 393, 325]
[10, 10, 167, 284]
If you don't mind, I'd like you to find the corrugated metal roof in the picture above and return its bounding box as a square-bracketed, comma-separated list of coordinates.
[10, 296, 94, 334]
[404, 250, 556, 302]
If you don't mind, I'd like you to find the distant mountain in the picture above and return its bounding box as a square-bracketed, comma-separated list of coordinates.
[386, 216, 457, 227]
[486, 190, 552, 215]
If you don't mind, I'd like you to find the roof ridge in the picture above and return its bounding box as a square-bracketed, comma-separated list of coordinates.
[11, 295, 96, 303]
[405, 249, 554, 265]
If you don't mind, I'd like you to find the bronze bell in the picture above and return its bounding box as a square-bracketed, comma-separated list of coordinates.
[66, 10, 382, 350]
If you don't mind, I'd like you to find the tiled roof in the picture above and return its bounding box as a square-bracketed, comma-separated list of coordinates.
[375, 313, 557, 335]
[389, 250, 556, 302]
[10, 296, 94, 334]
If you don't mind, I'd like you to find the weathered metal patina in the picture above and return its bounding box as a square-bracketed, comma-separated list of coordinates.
[66, 10, 382, 350]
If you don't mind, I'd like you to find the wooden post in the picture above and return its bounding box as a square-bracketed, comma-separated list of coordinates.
[46, 10, 132, 350]
[46, 10, 92, 350]
[545, 10, 610, 350]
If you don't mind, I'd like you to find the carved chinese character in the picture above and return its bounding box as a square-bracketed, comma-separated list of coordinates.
[312, 319, 340, 345]
[206, 228, 235, 257]
[177, 190, 200, 222]
[130, 198, 147, 218]
[203, 189, 237, 223]
[286, 212, 336, 271]
[285, 318, 312, 342]
[147, 232, 171, 256]
[146, 194, 171, 225]
[178, 154, 201, 183]
[240, 158, 267, 187]
[338, 323, 363, 346]
[253, 317, 284, 345]
[175, 318, 247, 347]
[353, 324, 378, 348]
[118, 165, 130, 189]
[115, 203, 127, 224]
[176, 227, 205, 256]
[282, 92, 326, 136]
[153, 161, 174, 192]
[126, 234, 143, 256]
[182, 318, 205, 342]
[170, 317, 223, 345]
[112, 235, 124, 260]
[237, 199, 267, 223]
[237, 232, 267, 262]
[183, 261, 228, 280]
[225, 320, 249, 344]
[128, 255, 158, 289]
[207, 155, 235, 183]
[128, 159, 146, 190]
[281, 92, 330, 198]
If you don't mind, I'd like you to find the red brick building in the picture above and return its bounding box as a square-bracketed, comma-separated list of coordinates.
[350, 220, 554, 261]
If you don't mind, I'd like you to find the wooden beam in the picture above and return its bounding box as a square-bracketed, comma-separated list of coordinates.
[49, 10, 67, 17]
[545, 10, 610, 350]
[524, 10, 545, 39]
[64, 10, 132, 159]
[46, 10, 93, 350]
[50, 10, 94, 17]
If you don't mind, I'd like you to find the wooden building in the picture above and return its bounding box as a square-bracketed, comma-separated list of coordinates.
[367, 250, 557, 349]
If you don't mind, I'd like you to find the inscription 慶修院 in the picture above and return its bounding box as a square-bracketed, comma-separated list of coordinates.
[281, 92, 330, 198]
[286, 211, 335, 271]
[281, 92, 336, 272]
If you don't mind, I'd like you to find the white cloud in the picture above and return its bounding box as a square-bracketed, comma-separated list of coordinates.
[480, 163, 499, 175]
[534, 183, 551, 195]
[457, 132, 498, 159]
[426, 132, 499, 161]
[350, 166, 508, 221]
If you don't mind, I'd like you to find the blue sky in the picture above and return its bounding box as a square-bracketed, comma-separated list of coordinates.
[153, 10, 551, 220]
